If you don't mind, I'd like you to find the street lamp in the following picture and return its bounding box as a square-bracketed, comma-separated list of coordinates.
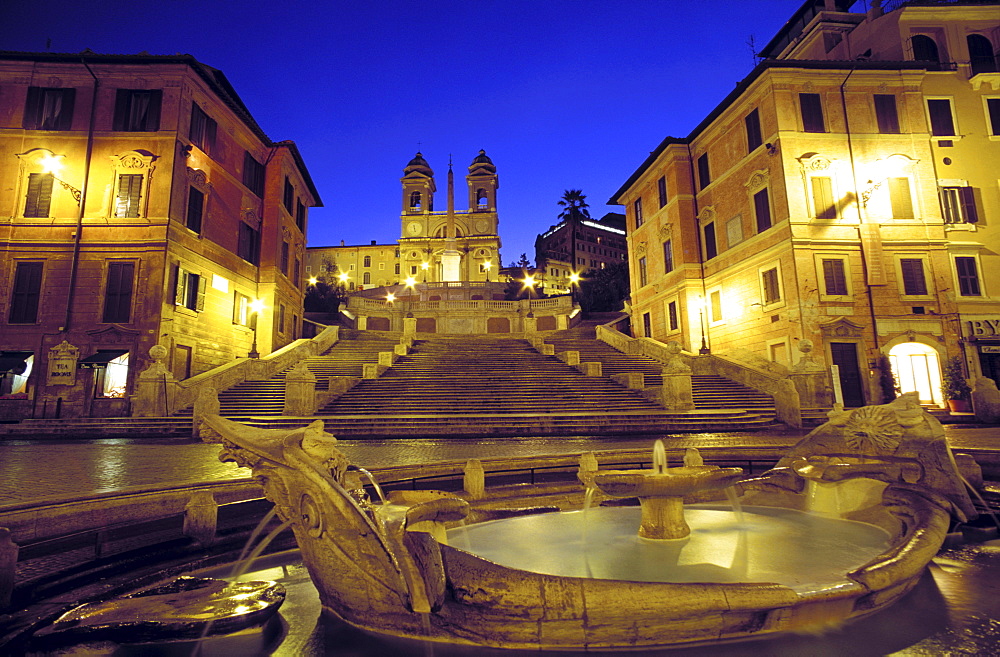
[248, 298, 265, 359]
[307, 276, 318, 287]
[568, 271, 581, 303]
[522, 275, 536, 300]
[403, 275, 417, 317]
[39, 153, 82, 203]
[421, 261, 430, 283]
[482, 260, 492, 282]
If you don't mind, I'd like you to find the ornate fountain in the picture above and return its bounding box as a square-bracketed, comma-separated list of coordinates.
[199, 393, 983, 650]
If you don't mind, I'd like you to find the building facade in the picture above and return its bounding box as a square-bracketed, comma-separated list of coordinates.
[0, 51, 320, 419]
[307, 151, 502, 288]
[612, 0, 1000, 408]
[534, 212, 627, 293]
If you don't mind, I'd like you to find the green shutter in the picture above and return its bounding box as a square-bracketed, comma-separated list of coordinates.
[196, 274, 207, 312]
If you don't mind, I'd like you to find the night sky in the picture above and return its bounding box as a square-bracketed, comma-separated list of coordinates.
[2, 0, 822, 264]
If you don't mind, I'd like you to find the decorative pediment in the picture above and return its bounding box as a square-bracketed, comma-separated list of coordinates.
[818, 317, 865, 338]
[798, 153, 832, 172]
[86, 325, 142, 344]
[112, 150, 156, 171]
[697, 206, 716, 224]
[744, 169, 769, 193]
[658, 224, 672, 241]
[186, 167, 210, 188]
[635, 241, 647, 256]
[242, 209, 261, 228]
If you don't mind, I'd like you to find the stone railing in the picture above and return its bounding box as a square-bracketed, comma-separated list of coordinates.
[349, 296, 572, 314]
[132, 326, 340, 417]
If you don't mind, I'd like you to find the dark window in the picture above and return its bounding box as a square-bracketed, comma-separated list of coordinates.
[956, 257, 981, 296]
[927, 99, 955, 136]
[362, 272, 371, 285]
[24, 172, 54, 217]
[662, 239, 673, 273]
[243, 152, 265, 197]
[812, 177, 836, 219]
[657, 176, 668, 208]
[237, 222, 260, 265]
[23, 87, 75, 130]
[294, 258, 301, 287]
[967, 34, 997, 75]
[186, 187, 204, 233]
[822, 259, 848, 295]
[710, 290, 722, 322]
[283, 177, 294, 213]
[697, 153, 711, 190]
[113, 89, 162, 131]
[638, 256, 647, 286]
[940, 187, 979, 224]
[667, 301, 678, 331]
[754, 188, 772, 232]
[281, 241, 290, 276]
[175, 267, 206, 311]
[900, 259, 927, 296]
[633, 198, 643, 227]
[394, 263, 400, 275]
[745, 108, 763, 152]
[115, 174, 143, 218]
[295, 200, 306, 231]
[889, 177, 914, 219]
[409, 191, 421, 209]
[988, 98, 1000, 136]
[911, 35, 940, 62]
[278, 304, 286, 334]
[704, 222, 717, 259]
[189, 103, 217, 154]
[102, 262, 135, 323]
[9, 262, 43, 323]
[642, 312, 652, 337]
[874, 94, 900, 133]
[762, 267, 780, 305]
[799, 93, 825, 132]
[363, 255, 371, 268]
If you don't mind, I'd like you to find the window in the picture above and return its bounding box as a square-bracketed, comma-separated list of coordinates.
[283, 177, 294, 213]
[362, 272, 371, 285]
[234, 292, 251, 326]
[955, 256, 981, 296]
[745, 108, 763, 152]
[294, 259, 301, 287]
[710, 290, 722, 323]
[638, 256, 647, 286]
[633, 198, 643, 227]
[295, 200, 306, 231]
[24, 172, 54, 218]
[186, 187, 204, 233]
[189, 103, 217, 153]
[23, 87, 75, 130]
[726, 215, 743, 247]
[968, 34, 997, 75]
[657, 176, 668, 208]
[799, 93, 825, 132]
[113, 89, 162, 131]
[237, 222, 260, 265]
[874, 94, 900, 134]
[9, 262, 43, 324]
[704, 222, 717, 259]
[927, 99, 955, 136]
[409, 191, 422, 210]
[754, 188, 772, 232]
[115, 174, 143, 218]
[911, 35, 940, 62]
[642, 312, 652, 337]
[102, 262, 135, 323]
[899, 258, 927, 296]
[667, 301, 678, 331]
[278, 304, 286, 334]
[761, 267, 781, 305]
[697, 153, 711, 190]
[243, 152, 265, 197]
[662, 240, 673, 273]
[812, 177, 836, 219]
[394, 263, 400, 275]
[987, 98, 1000, 136]
[95, 352, 129, 398]
[889, 178, 914, 219]
[174, 267, 205, 311]
[822, 258, 848, 296]
[363, 255, 371, 268]
[378, 262, 385, 270]
[940, 187, 979, 224]
[281, 241, 290, 276]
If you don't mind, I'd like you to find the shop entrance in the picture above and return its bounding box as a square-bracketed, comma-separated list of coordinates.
[888, 343, 943, 407]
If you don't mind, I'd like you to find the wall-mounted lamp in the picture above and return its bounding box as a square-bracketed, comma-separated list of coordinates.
[39, 153, 82, 204]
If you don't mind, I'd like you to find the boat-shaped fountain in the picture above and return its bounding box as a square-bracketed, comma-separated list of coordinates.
[199, 393, 983, 650]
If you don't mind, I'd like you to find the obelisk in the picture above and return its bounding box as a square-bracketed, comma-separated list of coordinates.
[440, 156, 462, 282]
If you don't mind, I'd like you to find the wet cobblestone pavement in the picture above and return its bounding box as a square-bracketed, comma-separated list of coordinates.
[1, 426, 997, 507]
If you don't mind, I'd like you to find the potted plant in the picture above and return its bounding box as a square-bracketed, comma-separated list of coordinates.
[941, 355, 972, 412]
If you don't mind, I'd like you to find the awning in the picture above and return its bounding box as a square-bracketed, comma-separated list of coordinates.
[0, 351, 32, 375]
[77, 350, 128, 369]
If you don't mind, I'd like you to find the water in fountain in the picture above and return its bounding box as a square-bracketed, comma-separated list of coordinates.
[350, 465, 387, 504]
[652, 439, 668, 475]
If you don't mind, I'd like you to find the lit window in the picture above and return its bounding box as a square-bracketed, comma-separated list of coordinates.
[234, 292, 251, 326]
[96, 352, 129, 398]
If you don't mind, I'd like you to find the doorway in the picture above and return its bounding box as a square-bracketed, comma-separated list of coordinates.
[830, 342, 865, 407]
[889, 342, 943, 406]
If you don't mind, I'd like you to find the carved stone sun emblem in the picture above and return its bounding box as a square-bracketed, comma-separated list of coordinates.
[843, 406, 903, 456]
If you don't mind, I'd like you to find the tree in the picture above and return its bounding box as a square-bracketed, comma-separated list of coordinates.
[557, 189, 591, 222]
[578, 261, 630, 312]
[304, 279, 348, 314]
[517, 253, 531, 268]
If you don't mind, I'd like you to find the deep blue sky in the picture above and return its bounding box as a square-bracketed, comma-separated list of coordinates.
[3, 0, 822, 264]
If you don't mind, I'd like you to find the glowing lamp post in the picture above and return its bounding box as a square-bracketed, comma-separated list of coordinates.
[248, 299, 265, 359]
[421, 261, 430, 283]
[404, 275, 417, 317]
[307, 276, 318, 287]
[483, 260, 492, 282]
[523, 275, 536, 300]
[568, 271, 581, 303]
[39, 153, 82, 203]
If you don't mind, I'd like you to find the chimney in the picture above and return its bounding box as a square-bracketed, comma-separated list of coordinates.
[371, 240, 377, 245]
[340, 240, 345, 246]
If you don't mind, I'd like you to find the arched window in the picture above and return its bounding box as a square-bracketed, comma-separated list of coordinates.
[911, 35, 940, 62]
[363, 255, 371, 267]
[409, 191, 421, 209]
[476, 188, 488, 207]
[968, 34, 997, 75]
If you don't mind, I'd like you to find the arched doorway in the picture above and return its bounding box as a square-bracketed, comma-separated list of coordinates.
[888, 342, 943, 406]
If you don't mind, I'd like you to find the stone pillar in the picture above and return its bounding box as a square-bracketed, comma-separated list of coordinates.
[191, 385, 220, 438]
[132, 344, 180, 417]
[283, 361, 317, 415]
[394, 343, 409, 356]
[971, 376, 1000, 423]
[523, 314, 537, 334]
[403, 316, 417, 337]
[660, 341, 695, 411]
[464, 459, 486, 499]
[357, 315, 368, 330]
[245, 357, 271, 381]
[557, 314, 569, 330]
[183, 491, 218, 547]
[0, 527, 17, 609]
[577, 362, 602, 376]
[558, 351, 580, 366]
[789, 339, 832, 409]
[378, 351, 396, 367]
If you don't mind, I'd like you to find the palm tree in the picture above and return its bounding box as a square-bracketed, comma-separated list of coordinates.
[557, 189, 591, 222]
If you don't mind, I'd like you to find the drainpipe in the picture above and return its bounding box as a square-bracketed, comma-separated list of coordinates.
[61, 57, 99, 332]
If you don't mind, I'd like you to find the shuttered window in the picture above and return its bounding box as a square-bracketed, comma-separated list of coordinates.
[237, 222, 260, 265]
[927, 99, 955, 136]
[899, 259, 927, 296]
[657, 177, 668, 208]
[9, 262, 43, 324]
[697, 153, 711, 190]
[667, 301, 678, 331]
[174, 266, 206, 311]
[874, 94, 900, 134]
[762, 267, 780, 305]
[955, 257, 981, 297]
[822, 259, 848, 295]
[102, 262, 135, 323]
[24, 173, 54, 217]
[754, 188, 772, 232]
[662, 240, 673, 273]
[243, 152, 265, 197]
[745, 108, 763, 152]
[186, 187, 204, 233]
[283, 178, 294, 212]
[812, 177, 836, 219]
[799, 93, 825, 132]
[115, 174, 143, 218]
[939, 187, 979, 224]
[190, 103, 217, 153]
[889, 178, 914, 219]
[704, 222, 717, 259]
